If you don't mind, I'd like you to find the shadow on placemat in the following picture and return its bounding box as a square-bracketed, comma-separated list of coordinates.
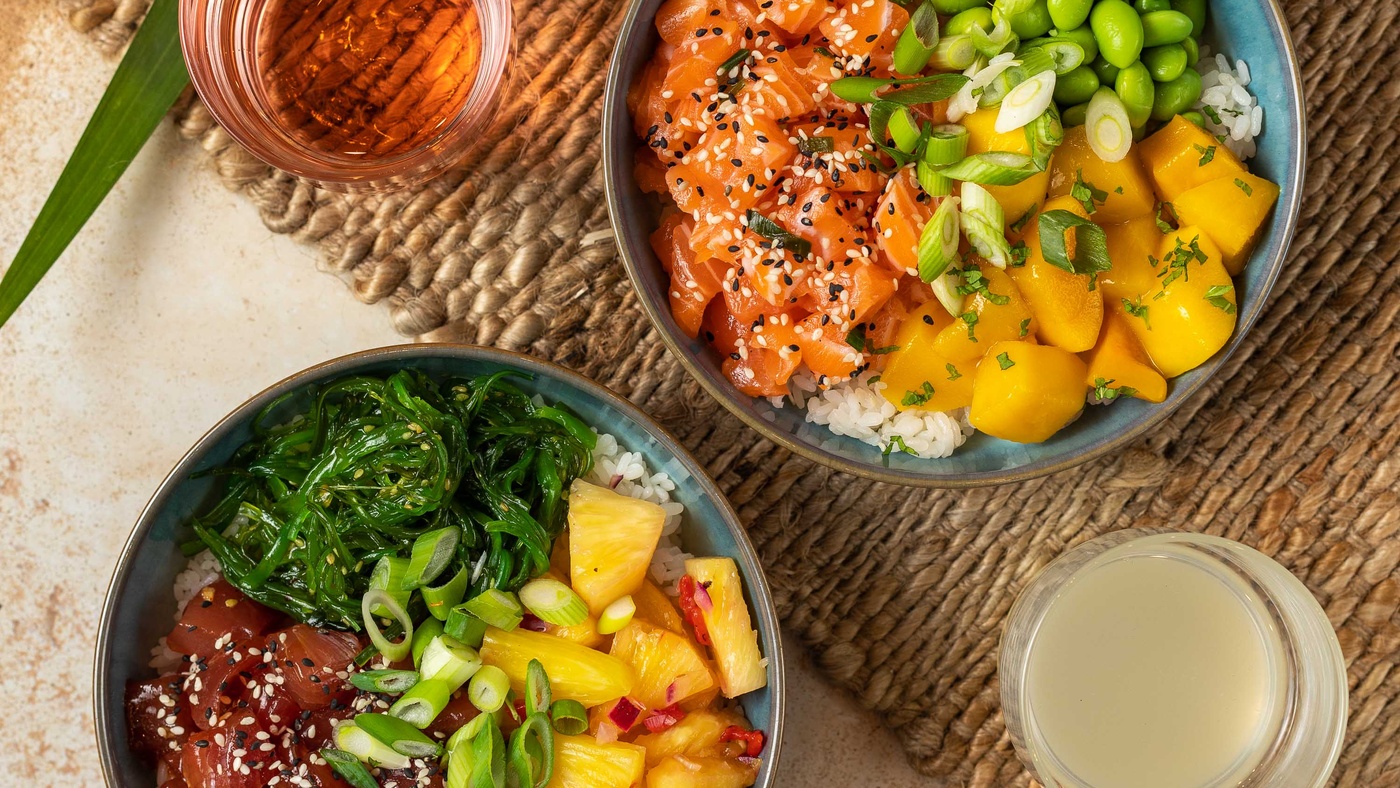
[66, 0, 1400, 783]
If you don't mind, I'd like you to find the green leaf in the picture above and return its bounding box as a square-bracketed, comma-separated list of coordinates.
[1204, 284, 1237, 314]
[745, 210, 811, 257]
[0, 0, 189, 329]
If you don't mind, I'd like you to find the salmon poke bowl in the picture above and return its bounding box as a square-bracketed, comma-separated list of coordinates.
[603, 0, 1303, 485]
[96, 345, 784, 788]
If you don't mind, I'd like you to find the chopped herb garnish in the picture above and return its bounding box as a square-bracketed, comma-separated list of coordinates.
[870, 344, 901, 355]
[1093, 377, 1139, 403]
[813, 46, 836, 58]
[946, 363, 962, 381]
[1154, 236, 1208, 296]
[1114, 186, 1124, 194]
[1154, 202, 1175, 234]
[799, 135, 836, 156]
[1193, 143, 1216, 166]
[956, 268, 1010, 305]
[1234, 178, 1253, 196]
[1204, 284, 1237, 314]
[1122, 297, 1151, 329]
[883, 435, 918, 458]
[960, 310, 979, 341]
[1009, 240, 1029, 267]
[1036, 209, 1112, 286]
[716, 49, 751, 77]
[1202, 105, 1223, 124]
[996, 352, 1015, 370]
[1019, 317, 1031, 337]
[867, 375, 881, 385]
[746, 209, 811, 257]
[845, 325, 866, 353]
[1010, 206, 1038, 234]
[901, 381, 935, 407]
[1070, 169, 1109, 215]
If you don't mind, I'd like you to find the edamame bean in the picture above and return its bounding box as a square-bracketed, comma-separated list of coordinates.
[1062, 102, 1090, 126]
[1056, 25, 1099, 63]
[1047, 0, 1092, 31]
[1170, 0, 1207, 35]
[1115, 61, 1155, 127]
[1150, 66, 1202, 120]
[1143, 44, 1187, 81]
[1140, 10, 1193, 46]
[1181, 35, 1199, 65]
[1181, 110, 1206, 127]
[1134, 0, 1170, 12]
[1053, 65, 1101, 105]
[932, 0, 991, 14]
[1010, 0, 1055, 38]
[1090, 0, 1144, 68]
[947, 7, 994, 36]
[1092, 58, 1121, 85]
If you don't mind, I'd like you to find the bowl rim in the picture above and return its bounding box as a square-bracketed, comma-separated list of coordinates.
[601, 0, 1307, 488]
[93, 343, 787, 786]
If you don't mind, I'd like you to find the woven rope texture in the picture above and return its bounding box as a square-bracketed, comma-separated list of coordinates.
[66, 0, 1400, 782]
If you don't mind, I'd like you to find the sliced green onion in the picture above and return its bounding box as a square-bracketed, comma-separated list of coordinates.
[335, 722, 412, 770]
[349, 669, 420, 695]
[424, 566, 470, 621]
[389, 677, 454, 729]
[446, 605, 490, 647]
[932, 34, 978, 70]
[463, 589, 524, 631]
[970, 15, 1017, 57]
[1013, 45, 1058, 79]
[509, 712, 556, 788]
[829, 76, 887, 103]
[882, 74, 970, 105]
[995, 70, 1056, 133]
[887, 107, 922, 153]
[469, 665, 511, 713]
[918, 197, 962, 282]
[362, 589, 413, 663]
[923, 125, 969, 165]
[319, 747, 382, 788]
[470, 714, 507, 788]
[412, 617, 445, 669]
[1023, 38, 1085, 74]
[445, 729, 474, 788]
[525, 659, 552, 717]
[421, 635, 483, 692]
[1085, 87, 1133, 162]
[405, 527, 460, 587]
[939, 151, 1042, 185]
[597, 595, 637, 636]
[1037, 209, 1113, 279]
[550, 699, 589, 735]
[369, 556, 412, 617]
[917, 162, 954, 197]
[446, 710, 499, 759]
[518, 578, 588, 627]
[356, 712, 445, 759]
[930, 267, 966, 317]
[1025, 105, 1064, 168]
[893, 1, 940, 75]
[962, 193, 1013, 269]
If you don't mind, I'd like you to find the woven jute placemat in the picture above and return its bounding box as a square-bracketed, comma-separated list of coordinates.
[69, 0, 1400, 783]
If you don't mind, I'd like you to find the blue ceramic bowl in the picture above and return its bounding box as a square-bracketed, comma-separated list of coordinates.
[602, 0, 1305, 487]
[94, 345, 786, 786]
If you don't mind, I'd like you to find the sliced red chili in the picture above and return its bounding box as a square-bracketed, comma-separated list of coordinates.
[720, 724, 766, 757]
[677, 575, 713, 646]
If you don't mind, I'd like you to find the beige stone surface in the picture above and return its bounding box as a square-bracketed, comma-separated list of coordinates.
[0, 5, 932, 786]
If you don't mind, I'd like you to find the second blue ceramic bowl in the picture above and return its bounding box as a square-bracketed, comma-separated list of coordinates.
[94, 345, 786, 786]
[602, 0, 1305, 487]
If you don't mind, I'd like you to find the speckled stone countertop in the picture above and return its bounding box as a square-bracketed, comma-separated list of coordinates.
[0, 4, 934, 786]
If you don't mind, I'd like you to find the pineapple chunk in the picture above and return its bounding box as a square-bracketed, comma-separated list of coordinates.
[633, 578, 687, 635]
[569, 480, 666, 615]
[480, 627, 635, 708]
[635, 709, 747, 766]
[548, 734, 646, 788]
[544, 615, 606, 649]
[646, 755, 759, 788]
[610, 619, 717, 710]
[685, 558, 768, 698]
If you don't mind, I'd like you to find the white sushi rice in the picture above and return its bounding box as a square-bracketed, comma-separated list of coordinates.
[777, 372, 973, 459]
[150, 430, 690, 669]
[1194, 48, 1264, 161]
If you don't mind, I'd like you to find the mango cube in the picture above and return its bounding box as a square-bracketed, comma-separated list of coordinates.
[1047, 125, 1156, 224]
[969, 341, 1088, 443]
[1171, 173, 1280, 275]
[1137, 115, 1247, 202]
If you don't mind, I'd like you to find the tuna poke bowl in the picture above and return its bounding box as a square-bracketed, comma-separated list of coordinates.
[604, 0, 1303, 485]
[96, 346, 784, 788]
